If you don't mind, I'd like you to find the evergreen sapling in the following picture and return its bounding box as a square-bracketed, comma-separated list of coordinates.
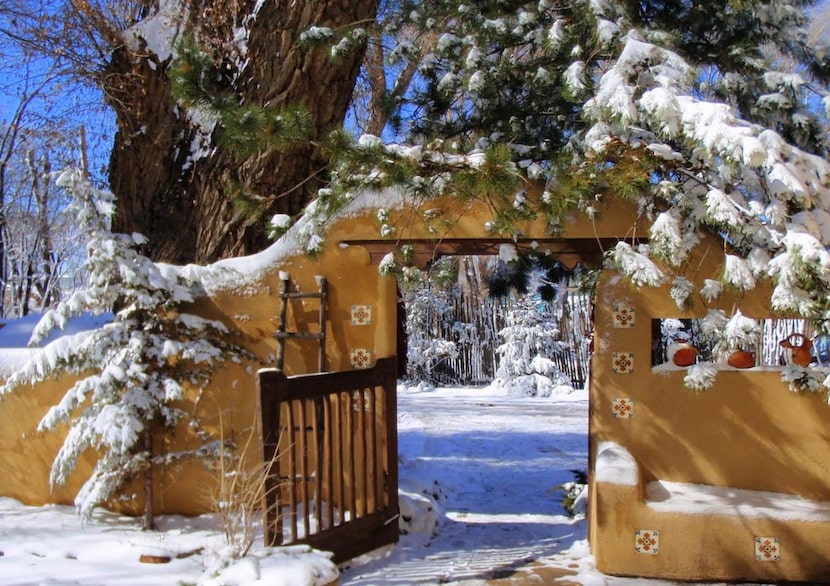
[1, 169, 245, 528]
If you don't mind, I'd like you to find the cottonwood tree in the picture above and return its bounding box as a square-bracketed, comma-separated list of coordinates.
[1, 0, 379, 264]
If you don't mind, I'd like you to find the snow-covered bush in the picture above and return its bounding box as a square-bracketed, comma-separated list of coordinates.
[493, 295, 572, 397]
[400, 258, 463, 385]
[556, 469, 588, 517]
[0, 169, 246, 528]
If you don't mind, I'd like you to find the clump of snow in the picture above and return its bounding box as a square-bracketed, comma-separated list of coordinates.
[570, 484, 589, 516]
[608, 242, 666, 288]
[121, 0, 187, 61]
[594, 441, 638, 486]
[646, 481, 830, 522]
[683, 362, 718, 391]
[498, 243, 519, 262]
[700, 279, 723, 302]
[397, 478, 445, 544]
[270, 214, 291, 229]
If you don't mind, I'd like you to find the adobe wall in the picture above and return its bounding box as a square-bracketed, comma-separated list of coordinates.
[0, 187, 635, 513]
[146, 190, 636, 514]
[589, 235, 830, 582]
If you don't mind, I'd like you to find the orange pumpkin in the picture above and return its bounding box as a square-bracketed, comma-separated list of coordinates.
[727, 350, 756, 369]
[669, 340, 698, 367]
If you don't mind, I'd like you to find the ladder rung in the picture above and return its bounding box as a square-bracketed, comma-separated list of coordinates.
[280, 292, 324, 299]
[276, 332, 324, 340]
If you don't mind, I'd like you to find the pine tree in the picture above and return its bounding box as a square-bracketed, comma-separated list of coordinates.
[494, 294, 572, 397]
[310, 1, 830, 393]
[0, 169, 245, 528]
[328, 0, 830, 316]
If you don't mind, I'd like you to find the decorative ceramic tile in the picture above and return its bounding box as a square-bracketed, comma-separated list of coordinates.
[613, 306, 635, 328]
[351, 304, 372, 326]
[350, 348, 372, 369]
[635, 529, 659, 555]
[612, 397, 635, 419]
[755, 537, 780, 561]
[612, 352, 634, 374]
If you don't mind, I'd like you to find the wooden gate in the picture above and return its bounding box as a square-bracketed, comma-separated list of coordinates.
[257, 357, 399, 563]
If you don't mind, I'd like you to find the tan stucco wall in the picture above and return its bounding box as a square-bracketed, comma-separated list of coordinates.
[593, 482, 830, 582]
[588, 235, 830, 582]
[0, 373, 100, 506]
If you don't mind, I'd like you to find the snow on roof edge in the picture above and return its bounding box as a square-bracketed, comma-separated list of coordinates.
[162, 185, 407, 298]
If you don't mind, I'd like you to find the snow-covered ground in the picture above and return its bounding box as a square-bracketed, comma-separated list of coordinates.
[340, 383, 594, 585]
[0, 383, 758, 585]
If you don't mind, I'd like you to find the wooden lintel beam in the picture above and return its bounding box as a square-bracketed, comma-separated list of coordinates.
[342, 237, 647, 268]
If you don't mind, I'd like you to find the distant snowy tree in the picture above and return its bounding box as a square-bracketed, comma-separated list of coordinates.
[494, 295, 572, 397]
[0, 169, 245, 529]
[400, 257, 461, 385]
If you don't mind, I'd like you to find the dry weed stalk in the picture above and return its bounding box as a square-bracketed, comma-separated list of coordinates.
[209, 411, 282, 559]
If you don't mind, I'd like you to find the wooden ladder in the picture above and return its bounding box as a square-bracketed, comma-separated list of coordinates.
[275, 274, 327, 372]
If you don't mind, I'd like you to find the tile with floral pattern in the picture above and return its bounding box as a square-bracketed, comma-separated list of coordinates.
[351, 304, 372, 326]
[612, 397, 635, 419]
[755, 537, 780, 561]
[613, 306, 635, 328]
[350, 348, 372, 369]
[635, 529, 659, 555]
[612, 352, 634, 374]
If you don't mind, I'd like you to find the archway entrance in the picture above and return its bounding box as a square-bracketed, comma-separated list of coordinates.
[332, 238, 606, 582]
[342, 236, 626, 387]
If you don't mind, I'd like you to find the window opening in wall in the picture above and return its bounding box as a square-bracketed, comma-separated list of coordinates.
[652, 318, 829, 368]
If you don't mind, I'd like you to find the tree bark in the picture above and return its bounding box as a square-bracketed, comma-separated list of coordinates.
[106, 0, 378, 264]
[142, 426, 155, 531]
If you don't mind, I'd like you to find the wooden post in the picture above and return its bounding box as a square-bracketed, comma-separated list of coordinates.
[276, 275, 290, 370]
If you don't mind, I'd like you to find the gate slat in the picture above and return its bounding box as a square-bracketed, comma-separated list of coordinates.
[313, 398, 323, 533]
[357, 387, 367, 518]
[336, 392, 346, 525]
[368, 388, 378, 511]
[323, 395, 334, 530]
[346, 390, 356, 519]
[287, 402, 298, 542]
[299, 400, 309, 538]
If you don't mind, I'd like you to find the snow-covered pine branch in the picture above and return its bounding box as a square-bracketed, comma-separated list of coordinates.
[345, 0, 830, 396]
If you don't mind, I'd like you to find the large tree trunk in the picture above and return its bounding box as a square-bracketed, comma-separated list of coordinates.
[106, 1, 378, 264]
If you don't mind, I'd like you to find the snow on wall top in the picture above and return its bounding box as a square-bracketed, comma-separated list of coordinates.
[164, 185, 407, 297]
[594, 441, 639, 486]
[646, 480, 830, 522]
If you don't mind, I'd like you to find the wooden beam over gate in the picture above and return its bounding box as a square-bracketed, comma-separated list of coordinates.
[341, 237, 647, 269]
